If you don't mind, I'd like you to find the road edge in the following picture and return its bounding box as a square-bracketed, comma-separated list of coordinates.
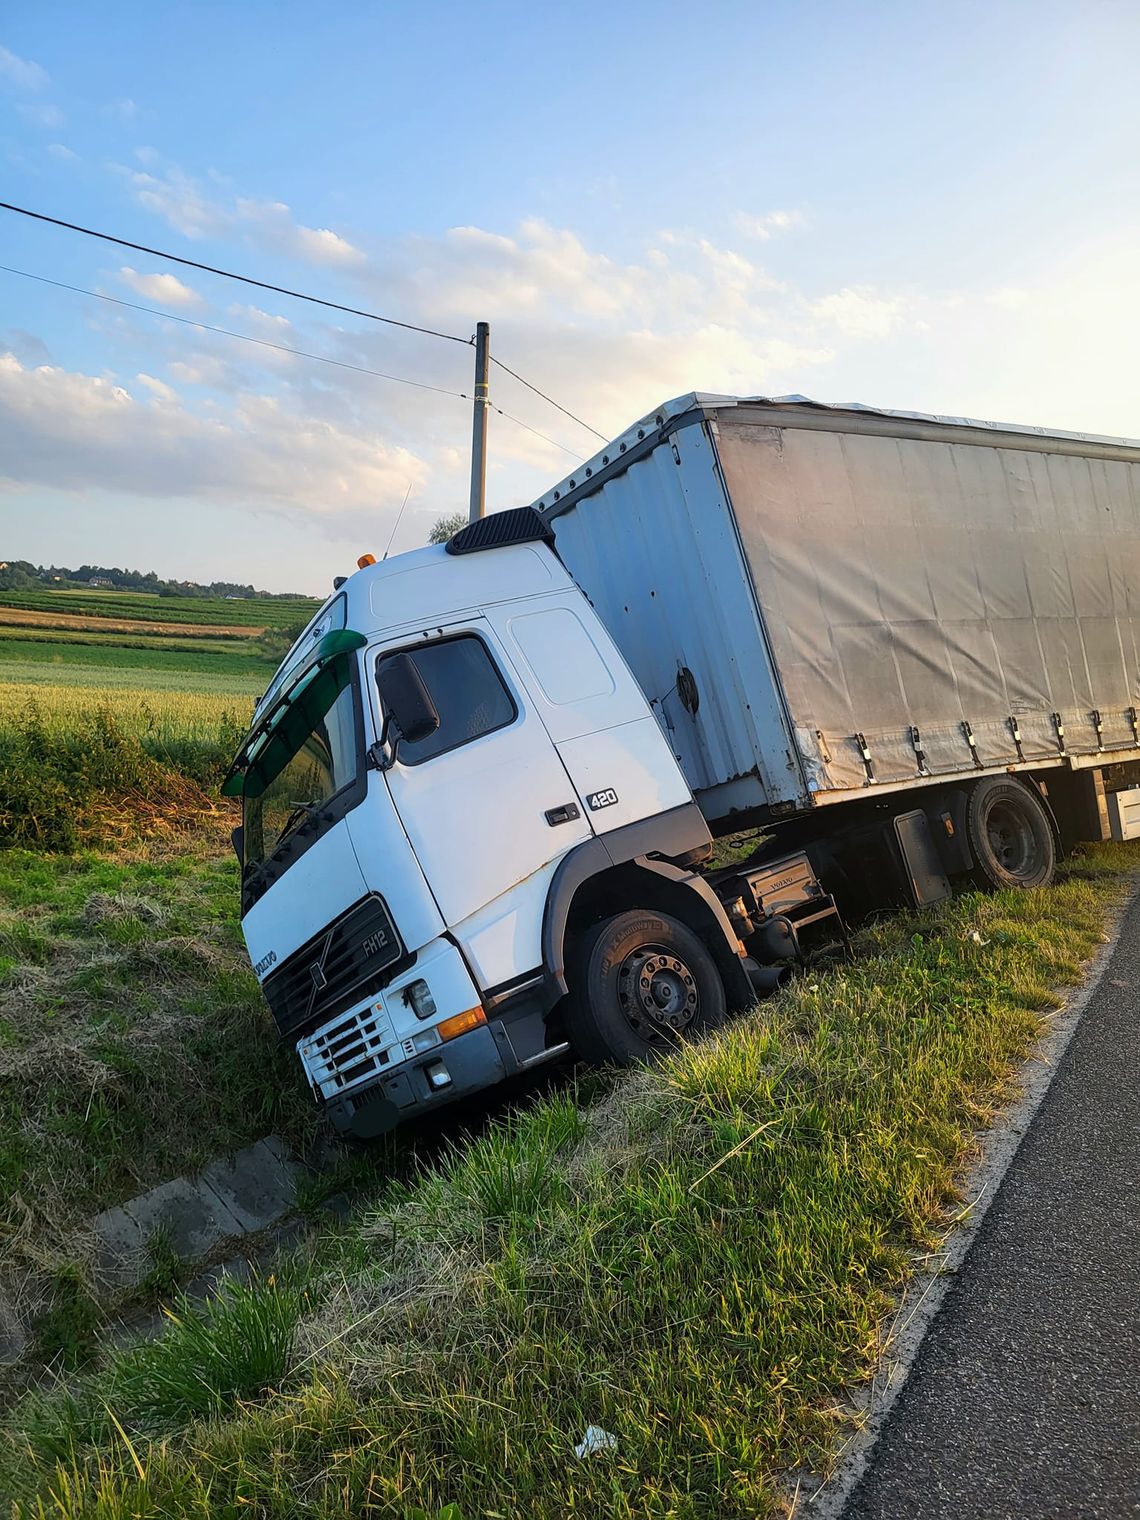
[795, 883, 1135, 1520]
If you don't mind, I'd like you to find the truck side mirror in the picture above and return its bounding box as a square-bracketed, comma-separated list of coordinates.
[377, 652, 441, 748]
[231, 825, 244, 864]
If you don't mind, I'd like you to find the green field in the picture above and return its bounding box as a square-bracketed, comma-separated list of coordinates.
[0, 587, 318, 630]
[0, 584, 318, 714]
[0, 586, 310, 849]
[0, 641, 272, 694]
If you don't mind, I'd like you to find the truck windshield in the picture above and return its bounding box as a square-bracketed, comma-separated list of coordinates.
[242, 660, 360, 873]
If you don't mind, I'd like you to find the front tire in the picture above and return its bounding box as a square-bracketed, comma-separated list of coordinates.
[564, 909, 727, 1065]
[965, 777, 1056, 889]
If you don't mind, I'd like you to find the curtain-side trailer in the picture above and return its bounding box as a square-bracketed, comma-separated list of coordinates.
[535, 393, 1140, 904]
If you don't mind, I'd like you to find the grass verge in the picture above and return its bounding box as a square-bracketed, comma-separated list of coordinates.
[2, 842, 1135, 1518]
[0, 696, 245, 848]
[0, 836, 318, 1361]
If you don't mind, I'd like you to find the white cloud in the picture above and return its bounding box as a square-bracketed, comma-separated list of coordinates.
[234, 198, 366, 266]
[0, 45, 48, 90]
[235, 304, 289, 326]
[106, 96, 136, 122]
[135, 372, 176, 402]
[46, 142, 78, 161]
[809, 286, 909, 339]
[735, 209, 805, 241]
[0, 353, 427, 513]
[295, 223, 365, 266]
[17, 101, 64, 129]
[128, 165, 231, 239]
[117, 266, 202, 307]
[123, 161, 364, 267]
[168, 355, 233, 389]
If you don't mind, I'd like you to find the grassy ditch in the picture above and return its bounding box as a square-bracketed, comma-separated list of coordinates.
[2, 842, 1135, 1519]
[0, 836, 319, 1369]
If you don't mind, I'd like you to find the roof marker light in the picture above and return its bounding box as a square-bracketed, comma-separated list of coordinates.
[357, 553, 376, 568]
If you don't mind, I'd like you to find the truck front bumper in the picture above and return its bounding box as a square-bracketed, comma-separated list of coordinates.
[322, 1021, 510, 1138]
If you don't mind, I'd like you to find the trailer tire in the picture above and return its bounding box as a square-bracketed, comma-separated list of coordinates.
[565, 909, 726, 1066]
[965, 777, 1056, 890]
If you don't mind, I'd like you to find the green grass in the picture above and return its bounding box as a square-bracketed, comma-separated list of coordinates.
[0, 590, 318, 630]
[3, 842, 1135, 1519]
[0, 682, 249, 748]
[0, 636, 275, 686]
[18, 1275, 306, 1458]
[0, 840, 319, 1348]
[0, 698, 242, 847]
[0, 625, 263, 653]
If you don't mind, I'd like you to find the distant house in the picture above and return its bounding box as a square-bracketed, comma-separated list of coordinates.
[88, 576, 113, 588]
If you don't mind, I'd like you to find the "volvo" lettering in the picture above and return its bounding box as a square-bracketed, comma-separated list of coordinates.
[253, 949, 277, 978]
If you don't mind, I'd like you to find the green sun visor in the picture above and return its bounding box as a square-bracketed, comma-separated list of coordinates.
[221, 629, 366, 799]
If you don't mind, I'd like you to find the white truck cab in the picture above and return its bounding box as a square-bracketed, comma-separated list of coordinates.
[225, 511, 774, 1137]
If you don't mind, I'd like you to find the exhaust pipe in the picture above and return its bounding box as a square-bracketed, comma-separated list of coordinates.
[747, 962, 792, 995]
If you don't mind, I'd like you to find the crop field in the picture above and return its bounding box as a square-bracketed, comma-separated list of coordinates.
[0, 588, 316, 630]
[0, 584, 318, 852]
[0, 585, 319, 723]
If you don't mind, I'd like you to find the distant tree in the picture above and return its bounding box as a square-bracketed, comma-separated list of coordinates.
[428, 512, 466, 545]
[0, 559, 38, 590]
[4, 559, 311, 600]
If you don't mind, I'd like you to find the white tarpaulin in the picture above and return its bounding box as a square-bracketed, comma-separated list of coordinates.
[716, 407, 1140, 793]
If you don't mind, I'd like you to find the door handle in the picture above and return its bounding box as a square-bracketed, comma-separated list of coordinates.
[545, 802, 581, 827]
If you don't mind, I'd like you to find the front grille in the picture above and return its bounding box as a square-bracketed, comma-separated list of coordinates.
[299, 1002, 408, 1102]
[261, 895, 405, 1040]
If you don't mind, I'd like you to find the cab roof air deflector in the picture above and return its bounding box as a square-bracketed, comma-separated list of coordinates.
[446, 506, 554, 555]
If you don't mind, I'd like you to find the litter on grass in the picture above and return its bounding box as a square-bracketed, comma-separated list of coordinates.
[575, 1425, 618, 1458]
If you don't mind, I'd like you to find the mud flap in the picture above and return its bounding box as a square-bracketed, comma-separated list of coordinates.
[894, 809, 952, 905]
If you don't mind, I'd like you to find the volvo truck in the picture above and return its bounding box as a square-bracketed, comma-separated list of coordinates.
[223, 394, 1140, 1138]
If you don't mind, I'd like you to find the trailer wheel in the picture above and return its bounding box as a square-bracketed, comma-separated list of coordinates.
[965, 777, 1056, 890]
[565, 909, 726, 1066]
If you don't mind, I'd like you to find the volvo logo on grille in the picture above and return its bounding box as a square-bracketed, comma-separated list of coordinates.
[258, 896, 403, 1041]
[252, 949, 277, 979]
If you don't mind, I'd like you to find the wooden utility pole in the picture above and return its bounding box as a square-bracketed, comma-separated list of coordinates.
[468, 321, 490, 522]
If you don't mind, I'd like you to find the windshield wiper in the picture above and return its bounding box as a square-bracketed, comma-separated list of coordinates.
[274, 798, 328, 850]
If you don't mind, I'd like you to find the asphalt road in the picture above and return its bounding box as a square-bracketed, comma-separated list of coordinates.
[843, 890, 1140, 1520]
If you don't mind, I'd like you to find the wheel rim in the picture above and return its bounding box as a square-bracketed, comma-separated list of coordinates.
[984, 798, 1039, 878]
[616, 943, 700, 1041]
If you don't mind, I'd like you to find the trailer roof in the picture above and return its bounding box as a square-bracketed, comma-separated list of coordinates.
[532, 393, 1140, 519]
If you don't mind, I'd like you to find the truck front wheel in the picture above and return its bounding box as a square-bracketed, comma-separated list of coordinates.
[965, 777, 1056, 890]
[565, 909, 727, 1066]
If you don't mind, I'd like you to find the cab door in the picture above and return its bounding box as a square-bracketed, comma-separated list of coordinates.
[369, 620, 593, 931]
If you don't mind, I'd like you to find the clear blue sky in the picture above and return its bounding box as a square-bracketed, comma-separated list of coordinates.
[2, 1, 1138, 593]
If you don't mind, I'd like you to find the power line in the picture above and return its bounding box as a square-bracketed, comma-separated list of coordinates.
[0, 264, 469, 399]
[490, 354, 607, 442]
[493, 406, 584, 460]
[0, 197, 607, 454]
[0, 196, 617, 446]
[0, 199, 471, 346]
[0, 264, 585, 459]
